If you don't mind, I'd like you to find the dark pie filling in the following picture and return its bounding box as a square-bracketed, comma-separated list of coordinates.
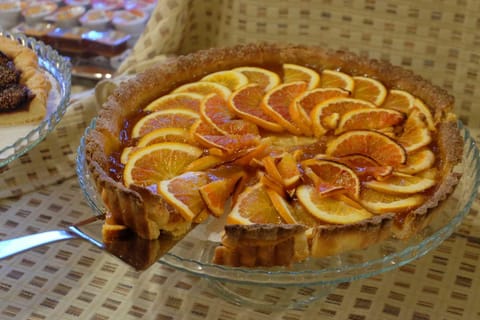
[0, 51, 34, 112]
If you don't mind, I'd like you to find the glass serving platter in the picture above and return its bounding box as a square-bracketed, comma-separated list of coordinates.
[0, 29, 71, 167]
[77, 120, 480, 309]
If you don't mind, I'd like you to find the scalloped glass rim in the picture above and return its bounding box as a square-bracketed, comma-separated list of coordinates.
[77, 120, 480, 287]
[0, 29, 71, 167]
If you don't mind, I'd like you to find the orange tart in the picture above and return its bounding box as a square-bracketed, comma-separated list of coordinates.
[0, 35, 51, 125]
[85, 44, 463, 267]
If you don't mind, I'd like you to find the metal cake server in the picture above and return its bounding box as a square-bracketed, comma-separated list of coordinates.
[0, 214, 182, 270]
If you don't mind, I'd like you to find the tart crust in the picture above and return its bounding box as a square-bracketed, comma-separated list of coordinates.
[0, 35, 51, 125]
[85, 43, 463, 267]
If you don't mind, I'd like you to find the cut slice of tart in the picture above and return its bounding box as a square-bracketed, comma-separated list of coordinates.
[85, 43, 463, 268]
[0, 35, 51, 125]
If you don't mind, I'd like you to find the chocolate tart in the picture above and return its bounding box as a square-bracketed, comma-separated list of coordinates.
[85, 43, 462, 267]
[0, 35, 51, 125]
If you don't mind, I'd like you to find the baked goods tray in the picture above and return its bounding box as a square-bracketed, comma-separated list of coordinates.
[77, 120, 480, 287]
[0, 29, 71, 167]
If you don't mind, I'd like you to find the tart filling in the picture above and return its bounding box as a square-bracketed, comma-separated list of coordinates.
[0, 35, 51, 125]
[85, 44, 462, 267]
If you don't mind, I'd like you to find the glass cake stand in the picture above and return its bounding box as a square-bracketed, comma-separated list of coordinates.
[77, 120, 480, 310]
[0, 29, 71, 167]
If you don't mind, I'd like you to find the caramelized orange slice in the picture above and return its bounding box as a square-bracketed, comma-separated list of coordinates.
[123, 142, 203, 187]
[266, 188, 297, 224]
[200, 70, 249, 91]
[276, 152, 301, 188]
[320, 69, 355, 92]
[290, 88, 349, 136]
[398, 148, 435, 174]
[365, 172, 436, 194]
[200, 94, 237, 135]
[137, 128, 192, 147]
[261, 81, 307, 134]
[296, 184, 372, 224]
[352, 76, 387, 105]
[381, 89, 415, 113]
[158, 171, 209, 221]
[190, 119, 260, 154]
[335, 108, 405, 134]
[283, 63, 320, 89]
[229, 84, 284, 132]
[301, 158, 361, 199]
[182, 155, 224, 172]
[199, 171, 244, 217]
[310, 97, 376, 137]
[413, 98, 436, 131]
[173, 81, 231, 100]
[323, 154, 393, 179]
[360, 188, 425, 214]
[227, 182, 283, 225]
[233, 66, 281, 91]
[132, 109, 199, 138]
[397, 110, 432, 153]
[144, 92, 203, 112]
[326, 130, 407, 166]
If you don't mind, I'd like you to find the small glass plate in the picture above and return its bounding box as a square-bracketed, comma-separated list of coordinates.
[0, 29, 71, 167]
[77, 121, 480, 288]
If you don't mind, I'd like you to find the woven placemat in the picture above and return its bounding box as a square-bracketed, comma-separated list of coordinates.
[1, 0, 480, 319]
[0, 175, 479, 319]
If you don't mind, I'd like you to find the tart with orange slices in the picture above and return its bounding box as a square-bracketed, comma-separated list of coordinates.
[85, 43, 462, 267]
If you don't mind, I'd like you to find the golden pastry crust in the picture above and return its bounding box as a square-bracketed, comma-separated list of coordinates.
[0, 35, 51, 125]
[86, 43, 463, 267]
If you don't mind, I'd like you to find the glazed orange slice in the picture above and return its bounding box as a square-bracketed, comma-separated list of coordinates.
[266, 188, 298, 224]
[320, 69, 355, 92]
[365, 172, 436, 194]
[190, 119, 260, 154]
[290, 88, 349, 136]
[381, 89, 415, 113]
[352, 76, 387, 105]
[326, 130, 407, 166]
[200, 94, 237, 135]
[199, 171, 244, 217]
[310, 97, 376, 137]
[229, 84, 284, 132]
[123, 142, 203, 187]
[296, 184, 372, 224]
[144, 92, 203, 112]
[398, 148, 435, 174]
[233, 66, 281, 91]
[131, 109, 199, 138]
[397, 110, 432, 153]
[276, 152, 301, 188]
[200, 70, 249, 91]
[261, 81, 307, 134]
[413, 98, 436, 131]
[302, 166, 346, 198]
[182, 155, 224, 172]
[137, 127, 192, 147]
[173, 81, 231, 100]
[227, 182, 283, 225]
[158, 171, 209, 221]
[335, 108, 405, 134]
[283, 63, 320, 90]
[321, 154, 393, 180]
[301, 158, 361, 199]
[359, 188, 425, 214]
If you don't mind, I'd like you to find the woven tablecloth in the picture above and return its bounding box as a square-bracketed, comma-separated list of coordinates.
[1, 1, 480, 319]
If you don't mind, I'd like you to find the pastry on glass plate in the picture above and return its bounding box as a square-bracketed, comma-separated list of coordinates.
[0, 35, 51, 126]
[85, 43, 463, 267]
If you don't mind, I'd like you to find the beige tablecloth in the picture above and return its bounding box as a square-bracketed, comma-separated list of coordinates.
[1, 1, 480, 319]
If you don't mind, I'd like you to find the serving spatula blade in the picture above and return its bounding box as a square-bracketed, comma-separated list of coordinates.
[0, 214, 182, 271]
